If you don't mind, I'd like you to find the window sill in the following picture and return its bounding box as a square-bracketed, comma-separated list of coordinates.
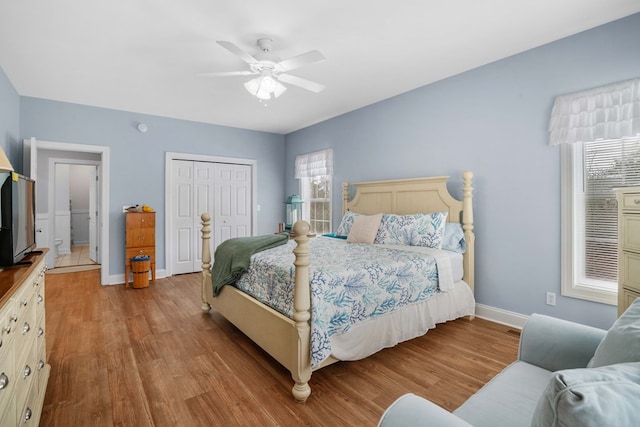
[561, 284, 617, 306]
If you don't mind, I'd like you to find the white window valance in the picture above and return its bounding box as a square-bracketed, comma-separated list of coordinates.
[548, 77, 640, 146]
[295, 148, 333, 178]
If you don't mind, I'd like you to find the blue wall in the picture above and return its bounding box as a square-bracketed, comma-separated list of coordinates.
[19, 98, 286, 277]
[0, 66, 20, 168]
[4, 13, 639, 328]
[284, 13, 640, 330]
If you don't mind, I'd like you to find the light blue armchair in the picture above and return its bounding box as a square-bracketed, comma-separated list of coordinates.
[378, 299, 640, 427]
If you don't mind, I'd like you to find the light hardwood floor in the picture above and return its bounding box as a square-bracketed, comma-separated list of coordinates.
[41, 270, 519, 426]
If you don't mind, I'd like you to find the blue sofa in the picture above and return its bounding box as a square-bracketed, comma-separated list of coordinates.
[378, 299, 640, 427]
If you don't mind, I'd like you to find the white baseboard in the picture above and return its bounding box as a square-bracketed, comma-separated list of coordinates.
[475, 303, 529, 330]
[108, 269, 167, 285]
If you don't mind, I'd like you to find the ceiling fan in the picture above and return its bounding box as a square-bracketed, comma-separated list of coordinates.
[203, 38, 326, 101]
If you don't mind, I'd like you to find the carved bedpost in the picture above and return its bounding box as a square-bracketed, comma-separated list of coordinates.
[462, 171, 475, 293]
[342, 182, 349, 215]
[291, 220, 312, 403]
[201, 213, 213, 313]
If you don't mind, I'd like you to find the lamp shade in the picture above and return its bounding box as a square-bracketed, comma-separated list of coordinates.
[0, 147, 14, 172]
[244, 71, 287, 101]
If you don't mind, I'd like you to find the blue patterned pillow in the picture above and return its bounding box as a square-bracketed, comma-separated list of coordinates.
[336, 211, 359, 236]
[374, 212, 448, 248]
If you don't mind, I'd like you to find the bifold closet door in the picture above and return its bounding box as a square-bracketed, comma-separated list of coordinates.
[171, 160, 252, 274]
[212, 163, 252, 249]
[172, 160, 215, 275]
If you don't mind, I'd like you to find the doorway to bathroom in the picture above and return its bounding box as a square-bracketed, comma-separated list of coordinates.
[25, 138, 110, 284]
[50, 162, 100, 272]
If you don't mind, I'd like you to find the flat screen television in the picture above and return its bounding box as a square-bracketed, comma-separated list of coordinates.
[0, 172, 37, 266]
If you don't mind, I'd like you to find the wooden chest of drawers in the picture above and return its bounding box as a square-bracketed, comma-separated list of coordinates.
[616, 186, 640, 316]
[125, 212, 156, 287]
[0, 252, 50, 426]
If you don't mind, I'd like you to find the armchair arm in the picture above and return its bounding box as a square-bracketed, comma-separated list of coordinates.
[518, 313, 606, 372]
[378, 394, 473, 427]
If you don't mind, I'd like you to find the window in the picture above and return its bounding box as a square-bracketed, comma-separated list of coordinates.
[551, 77, 640, 305]
[561, 137, 640, 304]
[295, 149, 333, 235]
[300, 176, 332, 234]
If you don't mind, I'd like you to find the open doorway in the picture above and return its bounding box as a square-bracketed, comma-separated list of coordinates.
[50, 162, 100, 271]
[25, 138, 110, 284]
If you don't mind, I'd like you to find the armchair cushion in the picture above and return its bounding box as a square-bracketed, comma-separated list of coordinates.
[519, 313, 606, 372]
[531, 362, 640, 427]
[378, 393, 473, 427]
[589, 298, 640, 368]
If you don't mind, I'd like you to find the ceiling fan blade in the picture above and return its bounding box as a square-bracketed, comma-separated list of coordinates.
[199, 70, 256, 77]
[216, 41, 258, 65]
[275, 50, 325, 72]
[278, 74, 325, 93]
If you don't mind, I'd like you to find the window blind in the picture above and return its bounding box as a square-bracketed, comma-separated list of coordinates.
[582, 137, 640, 282]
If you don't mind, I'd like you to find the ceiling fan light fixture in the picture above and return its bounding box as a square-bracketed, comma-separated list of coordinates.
[244, 73, 287, 101]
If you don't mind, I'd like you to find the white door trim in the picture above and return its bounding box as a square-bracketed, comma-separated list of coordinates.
[48, 159, 100, 268]
[165, 152, 257, 277]
[25, 137, 110, 285]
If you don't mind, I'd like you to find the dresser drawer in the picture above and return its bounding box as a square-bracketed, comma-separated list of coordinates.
[0, 394, 15, 427]
[621, 251, 640, 291]
[620, 214, 640, 251]
[0, 343, 15, 413]
[15, 339, 37, 414]
[621, 192, 640, 211]
[126, 247, 155, 262]
[620, 288, 640, 315]
[13, 289, 36, 362]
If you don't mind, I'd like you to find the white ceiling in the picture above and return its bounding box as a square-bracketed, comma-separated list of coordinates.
[1, 1, 639, 135]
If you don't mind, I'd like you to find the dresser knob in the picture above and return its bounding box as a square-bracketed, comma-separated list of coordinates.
[38, 327, 44, 337]
[23, 322, 31, 335]
[24, 407, 32, 421]
[0, 373, 8, 390]
[38, 360, 45, 370]
[23, 365, 32, 378]
[37, 294, 44, 304]
[10, 314, 17, 323]
[22, 299, 28, 307]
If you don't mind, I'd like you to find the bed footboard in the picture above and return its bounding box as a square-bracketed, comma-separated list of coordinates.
[200, 213, 314, 402]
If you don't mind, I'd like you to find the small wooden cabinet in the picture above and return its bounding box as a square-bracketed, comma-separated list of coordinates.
[0, 251, 50, 426]
[125, 212, 156, 287]
[615, 187, 640, 316]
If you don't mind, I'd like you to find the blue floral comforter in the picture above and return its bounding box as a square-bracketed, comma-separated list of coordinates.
[234, 236, 445, 367]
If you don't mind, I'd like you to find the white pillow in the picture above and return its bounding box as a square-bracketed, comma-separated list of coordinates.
[347, 213, 383, 244]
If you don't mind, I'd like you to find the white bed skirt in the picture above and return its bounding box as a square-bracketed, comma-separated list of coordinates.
[329, 281, 475, 361]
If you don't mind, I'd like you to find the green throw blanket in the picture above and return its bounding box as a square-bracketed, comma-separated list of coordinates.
[211, 233, 289, 296]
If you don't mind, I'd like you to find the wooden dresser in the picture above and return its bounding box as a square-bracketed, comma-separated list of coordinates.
[0, 251, 50, 426]
[616, 186, 640, 316]
[125, 212, 156, 287]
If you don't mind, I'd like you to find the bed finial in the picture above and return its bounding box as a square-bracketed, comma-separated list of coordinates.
[342, 182, 349, 215]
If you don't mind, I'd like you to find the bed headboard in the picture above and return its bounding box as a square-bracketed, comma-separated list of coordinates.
[341, 171, 475, 290]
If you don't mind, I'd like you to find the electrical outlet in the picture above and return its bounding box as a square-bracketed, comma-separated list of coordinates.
[546, 292, 556, 306]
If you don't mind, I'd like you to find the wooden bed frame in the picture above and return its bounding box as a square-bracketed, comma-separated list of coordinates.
[200, 171, 474, 402]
